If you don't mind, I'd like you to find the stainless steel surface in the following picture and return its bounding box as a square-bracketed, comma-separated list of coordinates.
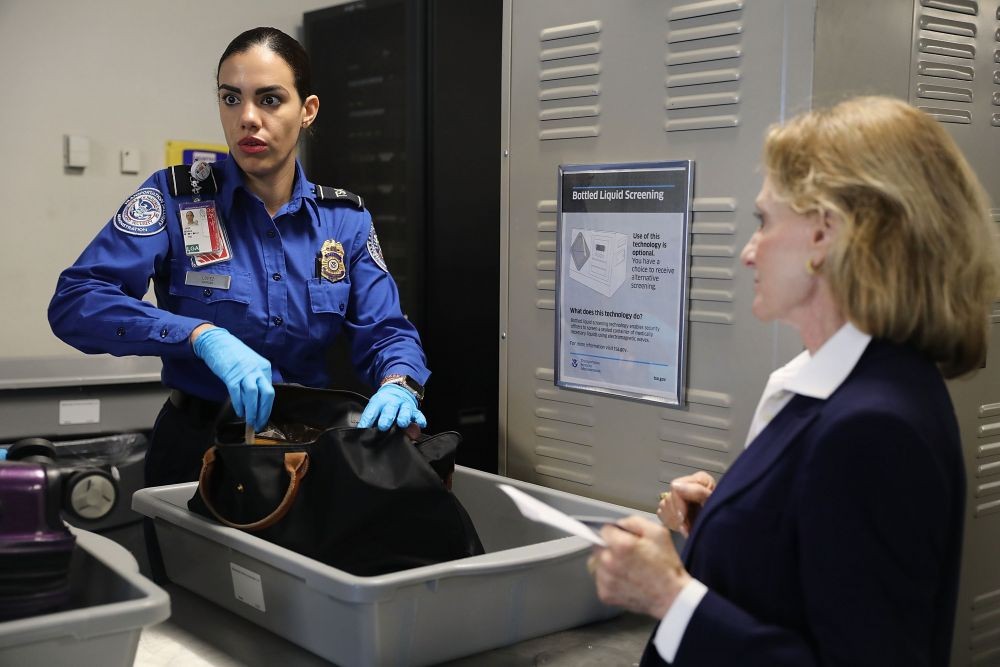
[500, 0, 813, 510]
[0, 356, 162, 390]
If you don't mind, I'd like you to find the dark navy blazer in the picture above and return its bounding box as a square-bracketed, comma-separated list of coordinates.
[642, 339, 964, 666]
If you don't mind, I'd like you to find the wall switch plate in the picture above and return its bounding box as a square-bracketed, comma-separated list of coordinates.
[120, 147, 140, 174]
[64, 134, 90, 169]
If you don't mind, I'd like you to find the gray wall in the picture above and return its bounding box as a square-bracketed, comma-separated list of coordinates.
[500, 0, 812, 510]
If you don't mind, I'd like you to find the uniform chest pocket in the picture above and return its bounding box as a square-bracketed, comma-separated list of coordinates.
[168, 263, 254, 338]
[307, 279, 350, 343]
[307, 279, 350, 315]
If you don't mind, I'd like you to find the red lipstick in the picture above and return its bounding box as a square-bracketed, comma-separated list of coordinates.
[237, 137, 267, 154]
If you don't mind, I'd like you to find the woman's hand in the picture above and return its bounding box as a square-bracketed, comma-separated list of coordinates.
[191, 325, 274, 432]
[657, 472, 716, 537]
[587, 516, 691, 619]
[358, 383, 428, 431]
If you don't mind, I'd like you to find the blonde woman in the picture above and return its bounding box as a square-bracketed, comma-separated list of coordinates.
[589, 96, 998, 666]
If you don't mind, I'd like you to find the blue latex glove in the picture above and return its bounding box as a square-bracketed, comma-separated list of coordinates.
[192, 327, 275, 431]
[358, 383, 427, 431]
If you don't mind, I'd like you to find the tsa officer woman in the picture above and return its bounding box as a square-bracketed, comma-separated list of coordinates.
[48, 27, 429, 490]
[587, 96, 999, 666]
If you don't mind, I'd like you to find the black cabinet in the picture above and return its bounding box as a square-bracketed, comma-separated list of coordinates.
[304, 0, 501, 472]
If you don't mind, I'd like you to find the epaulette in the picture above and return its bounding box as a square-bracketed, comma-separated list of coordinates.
[167, 164, 220, 197]
[313, 184, 364, 209]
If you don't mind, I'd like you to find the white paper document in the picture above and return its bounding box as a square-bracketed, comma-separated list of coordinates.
[498, 483, 607, 546]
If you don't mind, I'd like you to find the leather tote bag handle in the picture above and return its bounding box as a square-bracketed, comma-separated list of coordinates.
[197, 446, 310, 531]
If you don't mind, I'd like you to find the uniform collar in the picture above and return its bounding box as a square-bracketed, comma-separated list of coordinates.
[216, 156, 313, 217]
[216, 155, 242, 213]
[781, 321, 872, 400]
[299, 165, 323, 221]
[282, 160, 312, 216]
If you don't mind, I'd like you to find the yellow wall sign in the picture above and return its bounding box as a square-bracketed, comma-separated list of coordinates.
[165, 140, 229, 166]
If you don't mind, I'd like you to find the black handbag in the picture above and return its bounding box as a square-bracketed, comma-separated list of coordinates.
[187, 384, 484, 576]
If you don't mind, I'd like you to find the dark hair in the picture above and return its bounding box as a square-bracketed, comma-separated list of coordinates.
[217, 27, 312, 102]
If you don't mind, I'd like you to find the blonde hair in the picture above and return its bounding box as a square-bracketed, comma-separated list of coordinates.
[764, 96, 998, 378]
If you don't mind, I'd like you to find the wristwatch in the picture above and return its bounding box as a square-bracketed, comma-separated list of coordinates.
[381, 374, 425, 402]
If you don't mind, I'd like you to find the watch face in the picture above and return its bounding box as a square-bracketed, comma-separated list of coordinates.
[403, 376, 425, 400]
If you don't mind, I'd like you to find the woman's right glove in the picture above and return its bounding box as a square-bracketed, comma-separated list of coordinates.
[192, 327, 275, 431]
[358, 383, 427, 431]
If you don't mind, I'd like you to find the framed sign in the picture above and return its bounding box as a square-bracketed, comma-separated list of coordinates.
[555, 161, 693, 406]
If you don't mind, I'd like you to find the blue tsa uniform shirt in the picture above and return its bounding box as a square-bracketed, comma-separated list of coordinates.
[49, 157, 429, 402]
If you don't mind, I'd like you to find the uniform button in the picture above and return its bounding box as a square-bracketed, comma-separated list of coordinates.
[160, 328, 168, 338]
[203, 288, 213, 297]
[272, 273, 282, 281]
[266, 230, 276, 238]
[339, 303, 345, 312]
[116, 327, 125, 337]
[273, 316, 283, 326]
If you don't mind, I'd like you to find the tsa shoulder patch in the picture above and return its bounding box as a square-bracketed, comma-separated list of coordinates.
[367, 226, 388, 272]
[114, 187, 166, 236]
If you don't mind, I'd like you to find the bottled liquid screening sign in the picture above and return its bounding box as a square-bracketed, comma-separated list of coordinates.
[555, 161, 693, 405]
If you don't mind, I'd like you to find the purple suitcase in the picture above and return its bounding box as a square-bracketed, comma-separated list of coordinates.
[0, 462, 76, 621]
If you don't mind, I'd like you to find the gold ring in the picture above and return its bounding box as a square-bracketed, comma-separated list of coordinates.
[659, 491, 670, 501]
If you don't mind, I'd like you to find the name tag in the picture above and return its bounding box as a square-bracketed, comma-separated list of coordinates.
[185, 271, 231, 290]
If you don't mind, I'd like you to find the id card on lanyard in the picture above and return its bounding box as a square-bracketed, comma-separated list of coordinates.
[179, 201, 222, 255]
[181, 160, 233, 267]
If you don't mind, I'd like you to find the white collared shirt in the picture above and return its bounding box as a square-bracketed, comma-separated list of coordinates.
[744, 322, 872, 447]
[653, 322, 871, 663]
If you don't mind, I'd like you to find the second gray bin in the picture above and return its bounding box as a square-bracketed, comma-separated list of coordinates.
[0, 527, 170, 666]
[133, 466, 649, 666]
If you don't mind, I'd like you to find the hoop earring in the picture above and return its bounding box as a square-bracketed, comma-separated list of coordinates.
[805, 258, 818, 275]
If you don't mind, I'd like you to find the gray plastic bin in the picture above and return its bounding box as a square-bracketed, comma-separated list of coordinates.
[133, 466, 650, 666]
[0, 527, 170, 666]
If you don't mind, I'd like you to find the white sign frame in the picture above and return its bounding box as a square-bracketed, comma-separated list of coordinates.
[555, 160, 694, 406]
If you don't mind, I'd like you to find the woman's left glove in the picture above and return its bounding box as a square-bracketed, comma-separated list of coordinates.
[358, 383, 427, 431]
